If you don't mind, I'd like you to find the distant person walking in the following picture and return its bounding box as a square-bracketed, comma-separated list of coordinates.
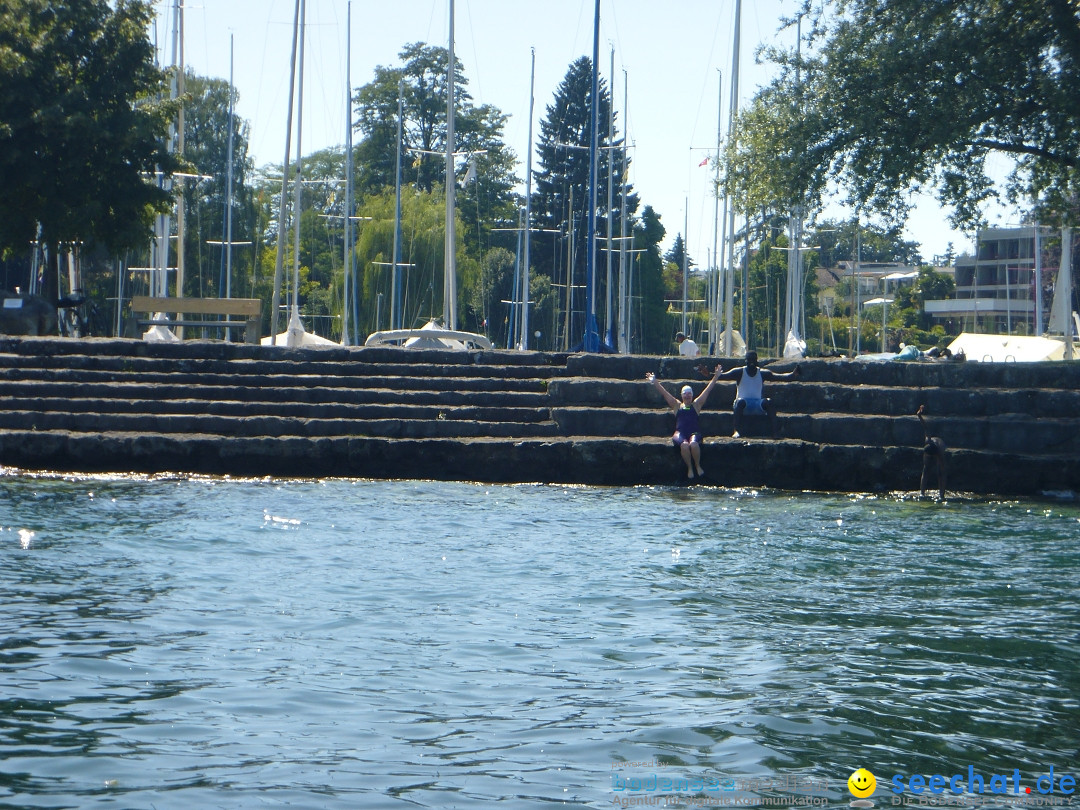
[917, 405, 947, 498]
[646, 365, 722, 480]
[714, 351, 800, 438]
[676, 332, 700, 357]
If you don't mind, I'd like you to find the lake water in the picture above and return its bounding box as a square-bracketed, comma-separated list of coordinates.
[1, 471, 1078, 809]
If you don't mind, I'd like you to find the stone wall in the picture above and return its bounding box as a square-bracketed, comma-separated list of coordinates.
[0, 337, 1076, 498]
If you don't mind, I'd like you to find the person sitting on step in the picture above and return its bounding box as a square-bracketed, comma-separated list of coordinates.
[713, 351, 800, 439]
[646, 365, 722, 480]
[675, 331, 700, 357]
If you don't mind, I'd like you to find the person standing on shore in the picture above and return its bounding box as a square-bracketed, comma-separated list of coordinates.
[646, 365, 722, 480]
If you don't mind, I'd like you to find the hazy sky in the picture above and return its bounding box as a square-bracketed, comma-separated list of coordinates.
[154, 0, 1016, 263]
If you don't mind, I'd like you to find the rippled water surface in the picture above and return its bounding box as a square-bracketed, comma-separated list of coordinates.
[1, 472, 1078, 809]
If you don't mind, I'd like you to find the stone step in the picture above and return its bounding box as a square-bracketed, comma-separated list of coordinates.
[549, 407, 1080, 454]
[0, 410, 560, 439]
[568, 353, 1080, 389]
[549, 378, 1080, 418]
[0, 429, 1076, 497]
[1, 337, 1077, 497]
[0, 352, 567, 381]
[0, 380, 551, 407]
[0, 395, 553, 421]
[0, 336, 572, 367]
[0, 365, 554, 393]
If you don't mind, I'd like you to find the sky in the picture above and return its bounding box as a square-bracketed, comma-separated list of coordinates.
[153, 0, 1018, 265]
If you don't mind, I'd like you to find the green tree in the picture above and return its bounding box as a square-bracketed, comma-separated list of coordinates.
[531, 56, 638, 346]
[176, 71, 255, 300]
[811, 219, 922, 269]
[746, 234, 791, 355]
[663, 233, 694, 274]
[632, 205, 669, 354]
[355, 186, 450, 332]
[352, 42, 519, 330]
[893, 267, 956, 332]
[747, 0, 1080, 233]
[0, 0, 179, 298]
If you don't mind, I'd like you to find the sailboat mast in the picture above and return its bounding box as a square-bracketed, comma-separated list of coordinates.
[617, 69, 628, 353]
[583, 0, 601, 351]
[604, 47, 615, 348]
[564, 186, 574, 351]
[444, 0, 457, 330]
[1034, 222, 1043, 335]
[269, 0, 302, 344]
[392, 81, 404, 331]
[291, 0, 307, 316]
[784, 12, 806, 355]
[712, 69, 722, 352]
[722, 0, 741, 357]
[682, 205, 688, 335]
[342, 2, 352, 345]
[225, 34, 235, 300]
[521, 48, 536, 350]
[175, 0, 185, 308]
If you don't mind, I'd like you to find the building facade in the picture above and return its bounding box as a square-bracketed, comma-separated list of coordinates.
[925, 226, 1057, 334]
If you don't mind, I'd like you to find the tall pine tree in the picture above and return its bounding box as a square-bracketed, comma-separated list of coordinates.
[530, 57, 638, 347]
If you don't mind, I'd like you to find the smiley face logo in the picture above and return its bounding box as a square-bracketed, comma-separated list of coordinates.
[848, 768, 877, 798]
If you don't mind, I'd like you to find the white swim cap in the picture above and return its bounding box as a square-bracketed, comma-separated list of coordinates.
[681, 385, 693, 397]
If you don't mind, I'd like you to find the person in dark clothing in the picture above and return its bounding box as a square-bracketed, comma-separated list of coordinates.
[917, 404, 947, 498]
[646, 365, 722, 479]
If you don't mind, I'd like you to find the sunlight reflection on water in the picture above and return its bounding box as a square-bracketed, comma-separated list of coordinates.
[1, 471, 1078, 808]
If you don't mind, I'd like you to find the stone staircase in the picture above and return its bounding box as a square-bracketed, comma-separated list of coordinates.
[0, 336, 1077, 497]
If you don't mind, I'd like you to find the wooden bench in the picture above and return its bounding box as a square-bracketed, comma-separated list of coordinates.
[129, 296, 262, 343]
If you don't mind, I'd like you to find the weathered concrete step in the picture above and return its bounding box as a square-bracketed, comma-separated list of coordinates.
[0, 396, 554, 421]
[567, 353, 1080, 389]
[550, 407, 1080, 454]
[0, 365, 554, 393]
[0, 411, 561, 439]
[0, 336, 573, 368]
[0, 380, 551, 407]
[549, 378, 1080, 418]
[1, 429, 1076, 496]
[0, 352, 568, 381]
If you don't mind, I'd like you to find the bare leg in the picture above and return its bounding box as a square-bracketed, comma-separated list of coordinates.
[937, 458, 946, 499]
[690, 440, 704, 476]
[680, 441, 695, 478]
[732, 401, 745, 438]
[921, 457, 930, 495]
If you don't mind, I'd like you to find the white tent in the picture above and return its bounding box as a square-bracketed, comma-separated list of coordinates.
[947, 332, 1067, 363]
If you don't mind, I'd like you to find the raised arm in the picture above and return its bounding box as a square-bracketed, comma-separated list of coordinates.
[916, 404, 929, 440]
[693, 364, 723, 411]
[761, 365, 801, 380]
[645, 372, 681, 410]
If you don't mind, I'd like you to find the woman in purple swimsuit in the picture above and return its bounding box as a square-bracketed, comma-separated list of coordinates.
[646, 365, 722, 480]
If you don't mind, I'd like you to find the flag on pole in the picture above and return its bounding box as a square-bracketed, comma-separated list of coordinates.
[460, 156, 477, 187]
[698, 156, 709, 167]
